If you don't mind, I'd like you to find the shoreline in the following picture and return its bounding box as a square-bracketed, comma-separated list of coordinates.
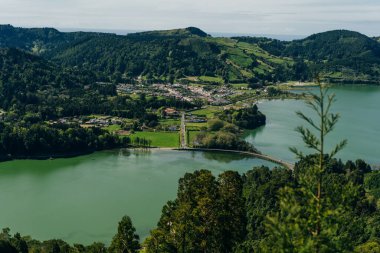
[279, 82, 380, 90]
[0, 151, 96, 162]
[0, 146, 294, 170]
[0, 146, 176, 163]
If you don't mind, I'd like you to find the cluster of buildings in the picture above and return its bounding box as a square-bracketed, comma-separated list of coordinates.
[116, 83, 241, 105]
[163, 108, 180, 118]
[83, 117, 123, 128]
[49, 116, 124, 128]
[185, 114, 207, 123]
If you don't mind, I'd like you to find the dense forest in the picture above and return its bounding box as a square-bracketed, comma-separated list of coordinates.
[0, 122, 129, 160]
[143, 159, 380, 252]
[218, 104, 266, 129]
[1, 25, 380, 84]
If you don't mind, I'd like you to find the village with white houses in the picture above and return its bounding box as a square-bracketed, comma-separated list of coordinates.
[116, 82, 245, 105]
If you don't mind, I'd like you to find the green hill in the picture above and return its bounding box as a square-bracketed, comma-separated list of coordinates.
[128, 26, 209, 38]
[0, 24, 97, 55]
[1, 25, 380, 84]
[234, 30, 380, 84]
[282, 30, 380, 61]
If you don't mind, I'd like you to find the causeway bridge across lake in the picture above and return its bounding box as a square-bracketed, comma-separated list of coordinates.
[176, 148, 295, 170]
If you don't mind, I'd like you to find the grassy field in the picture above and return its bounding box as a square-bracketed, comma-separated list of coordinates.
[159, 118, 181, 126]
[231, 83, 249, 89]
[130, 131, 179, 148]
[188, 130, 201, 146]
[199, 76, 224, 83]
[190, 106, 221, 118]
[103, 124, 122, 132]
[186, 122, 207, 131]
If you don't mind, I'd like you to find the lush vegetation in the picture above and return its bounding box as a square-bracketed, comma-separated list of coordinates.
[189, 104, 265, 151]
[0, 216, 140, 253]
[218, 104, 266, 129]
[0, 47, 197, 157]
[192, 130, 257, 152]
[234, 30, 380, 84]
[0, 48, 194, 119]
[1, 24, 380, 252]
[365, 170, 380, 199]
[0, 122, 129, 160]
[141, 154, 380, 252]
[2, 25, 380, 84]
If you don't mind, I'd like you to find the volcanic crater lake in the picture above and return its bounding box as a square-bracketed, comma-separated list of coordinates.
[1, 85, 380, 245]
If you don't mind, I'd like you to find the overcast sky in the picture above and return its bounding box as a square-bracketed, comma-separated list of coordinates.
[1, 0, 379, 37]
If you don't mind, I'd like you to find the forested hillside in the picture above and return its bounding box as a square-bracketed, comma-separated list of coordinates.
[2, 25, 380, 84]
[280, 30, 380, 83]
[0, 24, 96, 55]
[234, 30, 380, 84]
[0, 47, 113, 119]
[0, 47, 195, 160]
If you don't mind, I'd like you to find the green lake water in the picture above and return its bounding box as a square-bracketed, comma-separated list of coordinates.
[245, 85, 380, 166]
[0, 149, 275, 245]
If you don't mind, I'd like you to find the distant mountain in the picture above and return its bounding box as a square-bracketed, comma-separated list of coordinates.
[1, 25, 380, 84]
[0, 24, 108, 56]
[280, 30, 380, 61]
[129, 27, 209, 38]
[234, 30, 380, 84]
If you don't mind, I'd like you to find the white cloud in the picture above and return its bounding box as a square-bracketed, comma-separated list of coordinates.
[0, 0, 379, 36]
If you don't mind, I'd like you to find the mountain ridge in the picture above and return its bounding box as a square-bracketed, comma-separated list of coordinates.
[1, 24, 380, 84]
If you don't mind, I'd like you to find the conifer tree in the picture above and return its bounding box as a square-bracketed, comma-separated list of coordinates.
[264, 79, 351, 252]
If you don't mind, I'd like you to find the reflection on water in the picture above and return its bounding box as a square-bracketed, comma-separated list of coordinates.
[201, 151, 252, 163]
[122, 148, 153, 157]
[244, 125, 265, 139]
[118, 148, 132, 157]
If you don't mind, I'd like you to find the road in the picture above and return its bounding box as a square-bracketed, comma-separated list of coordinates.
[180, 112, 187, 148]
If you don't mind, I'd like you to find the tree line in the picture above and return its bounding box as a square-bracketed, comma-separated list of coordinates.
[0, 122, 129, 160]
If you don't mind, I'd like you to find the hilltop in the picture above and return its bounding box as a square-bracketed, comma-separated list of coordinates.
[128, 26, 209, 38]
[1, 25, 380, 84]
